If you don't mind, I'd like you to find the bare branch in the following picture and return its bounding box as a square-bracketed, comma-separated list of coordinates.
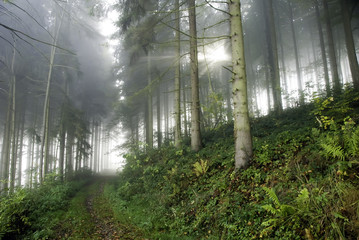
[204, 0, 230, 15]
[0, 23, 75, 55]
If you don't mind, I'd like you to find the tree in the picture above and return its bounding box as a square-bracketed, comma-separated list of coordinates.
[288, 1, 304, 104]
[174, 0, 182, 148]
[323, 0, 341, 93]
[188, 0, 202, 151]
[263, 0, 283, 114]
[340, 0, 359, 89]
[229, 0, 253, 169]
[314, 0, 331, 94]
[39, 8, 65, 183]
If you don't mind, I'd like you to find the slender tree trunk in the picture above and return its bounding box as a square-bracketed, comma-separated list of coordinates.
[40, 10, 64, 183]
[264, 0, 282, 114]
[9, 43, 17, 193]
[276, 14, 288, 106]
[59, 106, 66, 181]
[229, 0, 253, 169]
[314, 0, 331, 94]
[164, 83, 169, 140]
[156, 85, 162, 148]
[323, 0, 341, 93]
[340, 0, 359, 88]
[93, 122, 98, 173]
[188, 0, 202, 151]
[34, 138, 40, 187]
[182, 72, 189, 138]
[90, 121, 95, 171]
[97, 124, 101, 172]
[174, 0, 182, 148]
[17, 110, 25, 187]
[309, 24, 320, 91]
[288, 2, 304, 104]
[1, 96, 11, 192]
[146, 52, 153, 150]
[66, 130, 74, 179]
[29, 102, 39, 188]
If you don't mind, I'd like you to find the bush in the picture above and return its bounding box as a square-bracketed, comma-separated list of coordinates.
[0, 175, 90, 239]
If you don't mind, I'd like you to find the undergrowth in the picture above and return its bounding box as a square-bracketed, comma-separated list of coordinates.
[0, 169, 93, 239]
[106, 89, 359, 239]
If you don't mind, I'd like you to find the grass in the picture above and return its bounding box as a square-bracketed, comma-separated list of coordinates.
[53, 181, 97, 239]
[104, 91, 359, 239]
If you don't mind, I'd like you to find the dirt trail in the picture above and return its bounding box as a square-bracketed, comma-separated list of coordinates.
[56, 177, 145, 240]
[86, 181, 141, 240]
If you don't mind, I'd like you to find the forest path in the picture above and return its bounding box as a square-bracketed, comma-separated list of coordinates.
[55, 177, 145, 240]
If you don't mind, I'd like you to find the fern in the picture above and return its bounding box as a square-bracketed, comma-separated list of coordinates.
[261, 204, 277, 214]
[296, 188, 309, 208]
[193, 159, 209, 177]
[263, 187, 280, 207]
[320, 142, 345, 161]
[344, 126, 359, 158]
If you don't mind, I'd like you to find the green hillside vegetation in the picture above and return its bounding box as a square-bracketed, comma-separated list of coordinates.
[1, 90, 359, 239]
[104, 89, 359, 239]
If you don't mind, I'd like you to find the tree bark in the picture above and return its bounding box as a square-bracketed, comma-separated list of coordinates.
[17, 109, 25, 187]
[323, 0, 341, 93]
[188, 0, 202, 151]
[146, 52, 153, 150]
[314, 0, 331, 94]
[40, 10, 64, 183]
[288, 2, 304, 104]
[156, 84, 162, 148]
[263, 0, 282, 114]
[229, 0, 253, 169]
[9, 43, 17, 193]
[340, 0, 359, 88]
[174, 0, 182, 148]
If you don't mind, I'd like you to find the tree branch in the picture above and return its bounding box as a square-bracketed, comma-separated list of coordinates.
[204, 0, 230, 15]
[0, 23, 75, 55]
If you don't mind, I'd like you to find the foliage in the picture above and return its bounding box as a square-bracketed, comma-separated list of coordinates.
[103, 89, 359, 239]
[193, 159, 209, 177]
[0, 173, 91, 239]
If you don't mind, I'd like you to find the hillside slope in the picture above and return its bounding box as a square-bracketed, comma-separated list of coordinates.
[106, 91, 359, 239]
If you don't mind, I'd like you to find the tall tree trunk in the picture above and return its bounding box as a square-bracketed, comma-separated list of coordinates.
[28, 102, 39, 188]
[229, 0, 253, 169]
[276, 13, 288, 106]
[323, 0, 341, 93]
[97, 124, 101, 172]
[17, 110, 25, 187]
[288, 2, 304, 104]
[146, 52, 153, 150]
[66, 130, 74, 179]
[174, 0, 182, 148]
[59, 106, 66, 181]
[264, 0, 282, 114]
[1, 89, 12, 192]
[340, 0, 359, 88]
[40, 10, 64, 183]
[90, 121, 95, 171]
[182, 72, 189, 138]
[9, 42, 17, 193]
[314, 0, 331, 94]
[156, 85, 162, 148]
[188, 0, 202, 151]
[93, 122, 98, 173]
[164, 82, 169, 140]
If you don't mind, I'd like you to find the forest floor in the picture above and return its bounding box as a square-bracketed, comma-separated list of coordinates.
[54, 177, 145, 240]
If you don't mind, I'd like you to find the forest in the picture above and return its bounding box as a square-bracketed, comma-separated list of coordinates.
[0, 0, 358, 239]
